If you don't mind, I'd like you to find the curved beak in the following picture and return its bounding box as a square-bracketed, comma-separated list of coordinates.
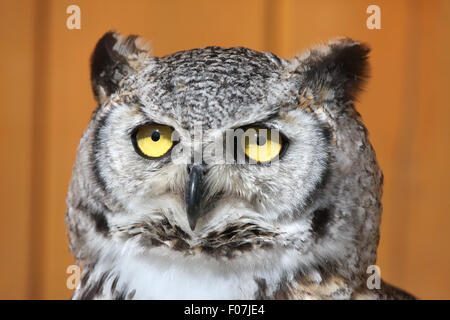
[185, 164, 205, 231]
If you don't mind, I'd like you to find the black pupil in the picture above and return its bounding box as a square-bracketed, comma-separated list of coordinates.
[151, 130, 160, 142]
[256, 135, 266, 146]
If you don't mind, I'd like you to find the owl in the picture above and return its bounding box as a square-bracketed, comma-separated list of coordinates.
[66, 31, 414, 300]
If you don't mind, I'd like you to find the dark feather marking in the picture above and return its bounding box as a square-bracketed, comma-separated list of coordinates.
[311, 208, 333, 238]
[80, 268, 91, 288]
[272, 275, 291, 300]
[173, 225, 192, 240]
[112, 284, 136, 300]
[172, 238, 190, 251]
[79, 272, 109, 300]
[114, 218, 278, 259]
[110, 275, 119, 294]
[114, 290, 127, 300]
[127, 289, 137, 300]
[91, 110, 110, 193]
[254, 278, 268, 300]
[74, 199, 109, 235]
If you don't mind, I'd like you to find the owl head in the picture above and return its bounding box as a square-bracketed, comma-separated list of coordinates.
[66, 31, 380, 284]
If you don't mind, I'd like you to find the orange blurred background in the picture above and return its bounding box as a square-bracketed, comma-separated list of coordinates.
[1, 0, 449, 299]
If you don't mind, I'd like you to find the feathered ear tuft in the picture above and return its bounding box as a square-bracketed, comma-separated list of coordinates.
[291, 38, 370, 104]
[90, 31, 150, 105]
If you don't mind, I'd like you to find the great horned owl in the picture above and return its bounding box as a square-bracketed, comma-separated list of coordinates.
[66, 31, 414, 299]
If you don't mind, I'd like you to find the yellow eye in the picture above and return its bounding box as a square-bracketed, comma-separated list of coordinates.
[242, 128, 283, 163]
[134, 125, 174, 158]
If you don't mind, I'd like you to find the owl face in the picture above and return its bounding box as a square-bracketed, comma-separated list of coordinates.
[67, 32, 380, 283]
[88, 37, 331, 234]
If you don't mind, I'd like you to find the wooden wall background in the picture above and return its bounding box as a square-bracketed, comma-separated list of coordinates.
[1, 0, 449, 299]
